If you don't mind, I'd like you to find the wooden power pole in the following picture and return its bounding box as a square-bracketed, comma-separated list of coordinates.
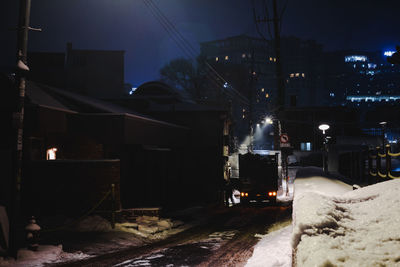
[253, 0, 286, 132]
[9, 0, 32, 257]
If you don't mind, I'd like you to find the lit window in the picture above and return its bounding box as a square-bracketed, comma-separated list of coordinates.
[216, 57, 219, 62]
[265, 93, 269, 98]
[269, 57, 273, 61]
[295, 73, 300, 77]
[290, 73, 294, 78]
[252, 71, 256, 75]
[345, 55, 367, 62]
[273, 58, 276, 62]
[261, 88, 265, 92]
[242, 114, 245, 119]
[302, 73, 305, 78]
[242, 53, 246, 58]
[225, 55, 229, 60]
[300, 142, 312, 151]
[384, 51, 395, 57]
[243, 108, 246, 112]
[46, 147, 58, 160]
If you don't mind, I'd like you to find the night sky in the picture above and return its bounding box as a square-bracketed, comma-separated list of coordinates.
[1, 0, 400, 86]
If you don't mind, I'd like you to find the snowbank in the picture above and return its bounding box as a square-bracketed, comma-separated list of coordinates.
[0, 245, 89, 267]
[293, 178, 400, 266]
[246, 223, 292, 267]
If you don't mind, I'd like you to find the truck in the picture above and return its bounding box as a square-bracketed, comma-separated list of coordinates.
[239, 152, 279, 205]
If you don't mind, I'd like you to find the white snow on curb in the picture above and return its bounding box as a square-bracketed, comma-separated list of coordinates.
[246, 225, 292, 267]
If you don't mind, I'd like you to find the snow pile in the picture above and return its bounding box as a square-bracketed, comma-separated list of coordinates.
[245, 170, 295, 267]
[116, 215, 184, 239]
[246, 224, 292, 267]
[0, 245, 89, 267]
[293, 178, 400, 266]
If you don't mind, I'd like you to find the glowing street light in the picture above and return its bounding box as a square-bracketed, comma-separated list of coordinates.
[265, 117, 273, 125]
[318, 124, 330, 134]
[318, 124, 330, 173]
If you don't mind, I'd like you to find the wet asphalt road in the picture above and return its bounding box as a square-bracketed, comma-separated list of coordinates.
[53, 204, 292, 267]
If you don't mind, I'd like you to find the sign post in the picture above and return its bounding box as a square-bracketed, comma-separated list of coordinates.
[279, 133, 291, 196]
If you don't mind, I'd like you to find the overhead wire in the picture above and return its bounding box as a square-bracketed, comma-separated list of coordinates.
[143, 0, 225, 97]
[142, 0, 249, 103]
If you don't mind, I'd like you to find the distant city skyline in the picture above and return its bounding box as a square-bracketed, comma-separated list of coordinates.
[1, 0, 400, 86]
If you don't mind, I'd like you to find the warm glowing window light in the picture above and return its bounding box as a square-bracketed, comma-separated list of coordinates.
[46, 147, 58, 160]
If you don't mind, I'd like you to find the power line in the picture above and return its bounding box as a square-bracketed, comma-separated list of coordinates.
[142, 0, 249, 104]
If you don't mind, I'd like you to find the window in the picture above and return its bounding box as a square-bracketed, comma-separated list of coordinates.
[300, 142, 312, 151]
[215, 57, 219, 62]
[225, 55, 229, 60]
[46, 147, 58, 160]
[261, 88, 265, 92]
[290, 73, 294, 78]
[242, 53, 246, 58]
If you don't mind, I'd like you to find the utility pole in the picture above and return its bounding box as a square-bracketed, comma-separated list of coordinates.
[248, 49, 256, 153]
[272, 0, 285, 110]
[253, 0, 288, 190]
[9, 0, 32, 257]
[253, 0, 286, 149]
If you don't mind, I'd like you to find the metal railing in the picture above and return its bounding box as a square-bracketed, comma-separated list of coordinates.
[368, 145, 400, 179]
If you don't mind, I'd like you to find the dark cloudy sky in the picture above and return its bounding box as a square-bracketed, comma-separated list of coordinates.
[1, 0, 400, 86]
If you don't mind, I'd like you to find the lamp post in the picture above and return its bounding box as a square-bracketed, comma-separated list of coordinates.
[379, 121, 387, 148]
[318, 124, 330, 173]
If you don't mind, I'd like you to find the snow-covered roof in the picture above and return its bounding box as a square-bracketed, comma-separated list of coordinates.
[26, 82, 75, 113]
[28, 83, 185, 129]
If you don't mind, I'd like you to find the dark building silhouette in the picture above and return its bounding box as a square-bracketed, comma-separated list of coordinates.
[65, 43, 125, 98]
[200, 35, 325, 150]
[28, 43, 125, 99]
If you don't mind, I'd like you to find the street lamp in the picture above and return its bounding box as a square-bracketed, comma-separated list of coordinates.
[318, 123, 330, 173]
[318, 124, 330, 134]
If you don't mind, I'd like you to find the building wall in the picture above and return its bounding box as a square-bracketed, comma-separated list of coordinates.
[66, 43, 125, 98]
[22, 160, 121, 217]
[27, 44, 125, 98]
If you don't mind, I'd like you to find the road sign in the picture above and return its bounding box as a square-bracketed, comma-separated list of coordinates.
[280, 143, 291, 148]
[280, 133, 289, 143]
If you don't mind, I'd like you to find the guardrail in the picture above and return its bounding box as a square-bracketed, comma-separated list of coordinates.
[368, 145, 400, 179]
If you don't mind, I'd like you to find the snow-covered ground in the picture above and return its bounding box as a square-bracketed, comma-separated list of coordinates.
[246, 167, 400, 267]
[4, 166, 400, 267]
[0, 212, 190, 267]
